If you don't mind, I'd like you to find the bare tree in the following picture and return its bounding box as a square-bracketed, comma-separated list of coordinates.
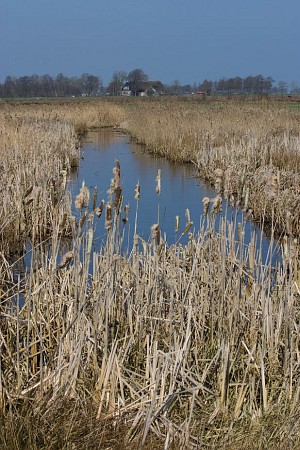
[80, 73, 101, 96]
[127, 69, 148, 96]
[107, 71, 127, 96]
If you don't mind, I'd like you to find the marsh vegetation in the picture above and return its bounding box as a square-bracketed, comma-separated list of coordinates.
[1, 96, 300, 449]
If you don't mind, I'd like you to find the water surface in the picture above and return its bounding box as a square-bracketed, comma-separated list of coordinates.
[69, 129, 280, 264]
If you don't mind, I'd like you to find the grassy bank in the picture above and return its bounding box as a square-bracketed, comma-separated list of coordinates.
[1, 97, 300, 449]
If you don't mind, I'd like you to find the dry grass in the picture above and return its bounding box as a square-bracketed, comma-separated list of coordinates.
[1, 97, 300, 449]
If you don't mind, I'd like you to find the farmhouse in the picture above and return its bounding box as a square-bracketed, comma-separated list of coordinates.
[121, 80, 164, 96]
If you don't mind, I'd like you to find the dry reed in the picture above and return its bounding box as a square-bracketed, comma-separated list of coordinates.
[1, 97, 300, 449]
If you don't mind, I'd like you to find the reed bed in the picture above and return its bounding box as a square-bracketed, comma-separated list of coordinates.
[1, 97, 300, 448]
[118, 97, 300, 236]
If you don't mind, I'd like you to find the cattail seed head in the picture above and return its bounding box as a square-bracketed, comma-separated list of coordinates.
[95, 199, 105, 218]
[75, 192, 84, 211]
[156, 169, 161, 195]
[123, 204, 130, 223]
[113, 160, 121, 190]
[58, 250, 74, 269]
[105, 201, 112, 230]
[60, 169, 67, 191]
[214, 168, 224, 193]
[93, 186, 98, 210]
[135, 182, 140, 200]
[114, 186, 123, 212]
[175, 215, 180, 233]
[210, 195, 222, 215]
[202, 197, 210, 215]
[185, 208, 191, 225]
[230, 195, 235, 208]
[152, 223, 161, 246]
[75, 183, 90, 211]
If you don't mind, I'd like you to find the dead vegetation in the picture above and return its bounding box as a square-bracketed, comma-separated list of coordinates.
[1, 97, 300, 449]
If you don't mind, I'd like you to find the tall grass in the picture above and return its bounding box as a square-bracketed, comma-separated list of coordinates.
[1, 97, 300, 448]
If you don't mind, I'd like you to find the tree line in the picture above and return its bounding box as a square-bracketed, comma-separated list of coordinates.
[0, 73, 102, 98]
[0, 70, 299, 98]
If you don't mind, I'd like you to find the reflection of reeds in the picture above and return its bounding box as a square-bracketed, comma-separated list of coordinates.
[1, 98, 300, 449]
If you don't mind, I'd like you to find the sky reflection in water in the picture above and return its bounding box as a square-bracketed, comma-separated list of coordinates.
[68, 129, 280, 266]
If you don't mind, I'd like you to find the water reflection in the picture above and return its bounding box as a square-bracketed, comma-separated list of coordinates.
[68, 128, 280, 264]
[69, 129, 216, 244]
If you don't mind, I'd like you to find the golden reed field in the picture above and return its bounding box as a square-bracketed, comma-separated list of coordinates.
[1, 96, 300, 449]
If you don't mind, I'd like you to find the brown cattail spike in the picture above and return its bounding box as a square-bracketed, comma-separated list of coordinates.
[202, 197, 210, 215]
[152, 223, 161, 246]
[58, 251, 74, 269]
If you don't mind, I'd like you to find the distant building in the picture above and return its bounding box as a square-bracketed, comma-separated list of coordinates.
[121, 80, 165, 96]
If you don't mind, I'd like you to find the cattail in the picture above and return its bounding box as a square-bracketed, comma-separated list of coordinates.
[105, 201, 112, 231]
[108, 178, 115, 196]
[75, 192, 84, 211]
[210, 196, 222, 215]
[87, 211, 94, 223]
[92, 186, 98, 210]
[185, 208, 191, 225]
[214, 168, 224, 193]
[244, 209, 253, 221]
[87, 229, 93, 256]
[58, 250, 74, 269]
[123, 204, 130, 223]
[152, 223, 161, 246]
[75, 183, 90, 211]
[202, 197, 210, 215]
[113, 159, 121, 180]
[135, 181, 140, 200]
[175, 215, 180, 233]
[81, 185, 90, 207]
[230, 195, 235, 208]
[60, 169, 67, 191]
[95, 200, 105, 217]
[181, 221, 193, 237]
[79, 211, 87, 228]
[110, 160, 121, 194]
[156, 169, 161, 195]
[114, 186, 123, 212]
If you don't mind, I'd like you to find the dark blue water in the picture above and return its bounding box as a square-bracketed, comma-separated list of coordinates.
[69, 129, 280, 265]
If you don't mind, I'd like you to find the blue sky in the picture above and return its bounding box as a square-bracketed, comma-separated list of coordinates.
[1, 0, 299, 86]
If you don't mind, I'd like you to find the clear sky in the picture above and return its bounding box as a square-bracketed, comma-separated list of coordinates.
[1, 0, 299, 86]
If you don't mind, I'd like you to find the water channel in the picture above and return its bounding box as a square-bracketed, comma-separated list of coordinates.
[69, 128, 280, 264]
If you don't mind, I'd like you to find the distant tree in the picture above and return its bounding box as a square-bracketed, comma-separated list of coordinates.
[55, 73, 69, 96]
[79, 73, 101, 96]
[198, 79, 213, 93]
[40, 74, 55, 97]
[3, 76, 16, 97]
[216, 77, 227, 94]
[290, 81, 300, 94]
[232, 76, 243, 93]
[107, 71, 127, 96]
[127, 69, 148, 96]
[277, 81, 288, 94]
[181, 84, 192, 95]
[170, 80, 181, 95]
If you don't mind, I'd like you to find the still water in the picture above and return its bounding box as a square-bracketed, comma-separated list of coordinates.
[69, 128, 280, 263]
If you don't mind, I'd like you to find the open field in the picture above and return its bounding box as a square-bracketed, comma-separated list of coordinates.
[1, 97, 300, 448]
